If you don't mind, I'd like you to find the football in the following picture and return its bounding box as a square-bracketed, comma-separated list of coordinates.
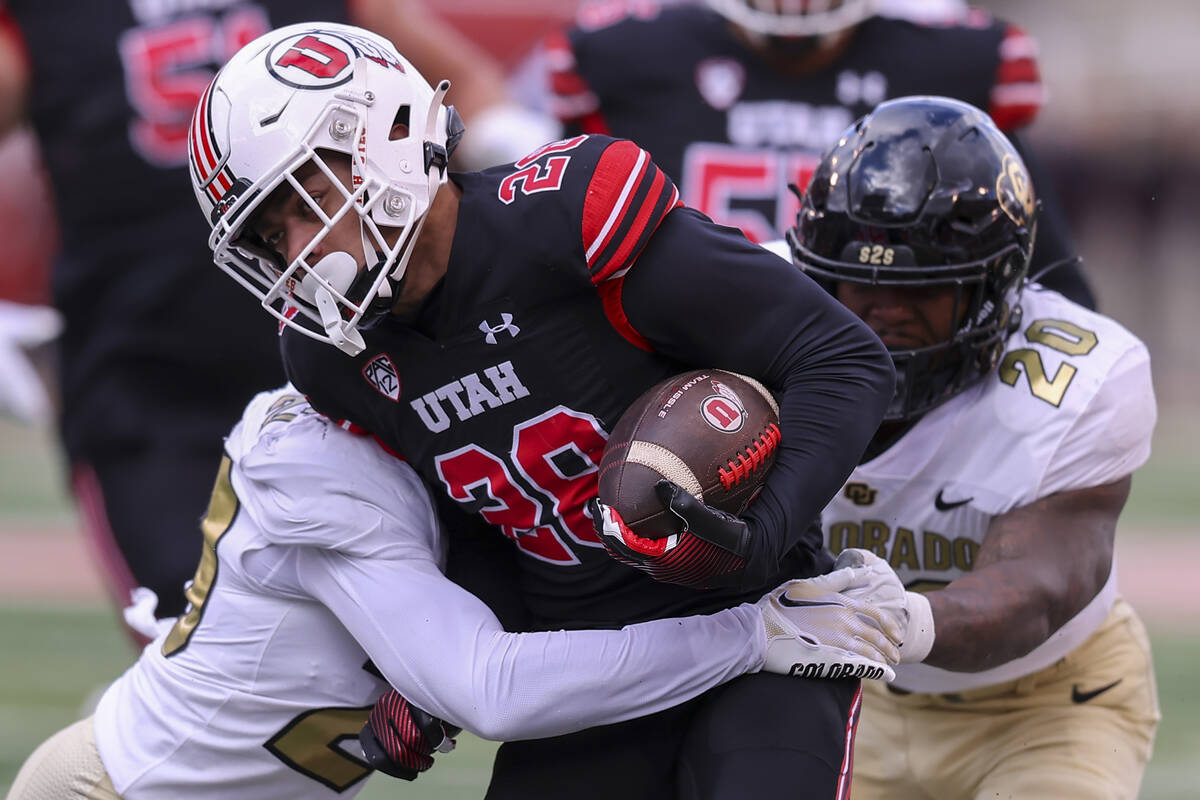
[598, 369, 781, 540]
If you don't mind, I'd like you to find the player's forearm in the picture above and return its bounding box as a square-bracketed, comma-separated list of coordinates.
[443, 603, 763, 741]
[317, 552, 763, 742]
[922, 559, 1079, 672]
[745, 313, 894, 572]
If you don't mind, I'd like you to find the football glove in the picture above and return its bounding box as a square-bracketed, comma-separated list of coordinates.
[832, 548, 936, 664]
[358, 691, 461, 781]
[757, 566, 904, 682]
[589, 480, 752, 589]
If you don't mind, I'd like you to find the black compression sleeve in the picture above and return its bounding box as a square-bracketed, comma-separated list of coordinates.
[618, 209, 895, 586]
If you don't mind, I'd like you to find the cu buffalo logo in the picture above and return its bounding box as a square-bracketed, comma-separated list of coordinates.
[700, 380, 747, 433]
[267, 30, 405, 90]
[996, 153, 1036, 227]
[843, 482, 877, 506]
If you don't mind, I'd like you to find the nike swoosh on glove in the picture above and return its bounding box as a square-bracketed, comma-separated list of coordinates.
[359, 690, 461, 781]
[589, 479, 752, 589]
[832, 548, 936, 664]
[757, 567, 903, 682]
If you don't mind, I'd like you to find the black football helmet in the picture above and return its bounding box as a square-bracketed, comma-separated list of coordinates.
[788, 95, 1037, 422]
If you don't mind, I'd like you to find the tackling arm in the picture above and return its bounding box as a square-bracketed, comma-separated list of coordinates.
[298, 547, 764, 741]
[921, 475, 1128, 672]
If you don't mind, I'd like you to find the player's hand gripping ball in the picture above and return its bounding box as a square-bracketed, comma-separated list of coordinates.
[591, 370, 781, 588]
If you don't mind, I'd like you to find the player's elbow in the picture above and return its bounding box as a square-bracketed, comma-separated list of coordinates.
[456, 707, 538, 742]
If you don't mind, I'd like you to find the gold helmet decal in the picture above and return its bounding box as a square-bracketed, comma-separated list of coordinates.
[997, 153, 1035, 227]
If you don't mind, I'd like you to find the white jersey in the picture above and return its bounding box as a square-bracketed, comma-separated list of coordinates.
[94, 386, 763, 800]
[821, 287, 1156, 693]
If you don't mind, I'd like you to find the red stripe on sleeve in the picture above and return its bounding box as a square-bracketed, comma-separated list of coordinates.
[596, 166, 671, 281]
[996, 57, 1040, 86]
[989, 24, 1044, 131]
[545, 29, 601, 125]
[583, 141, 648, 268]
[583, 141, 681, 284]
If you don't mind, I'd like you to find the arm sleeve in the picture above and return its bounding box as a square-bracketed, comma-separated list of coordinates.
[295, 547, 763, 741]
[619, 209, 896, 584]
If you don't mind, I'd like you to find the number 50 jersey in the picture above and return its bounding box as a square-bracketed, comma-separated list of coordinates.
[821, 287, 1156, 693]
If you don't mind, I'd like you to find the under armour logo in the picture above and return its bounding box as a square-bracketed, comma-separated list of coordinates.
[479, 313, 520, 345]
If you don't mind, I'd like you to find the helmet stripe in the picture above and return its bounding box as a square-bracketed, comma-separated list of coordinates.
[191, 79, 234, 201]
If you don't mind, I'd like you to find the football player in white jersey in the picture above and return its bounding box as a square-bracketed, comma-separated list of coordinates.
[789, 95, 1160, 798]
[7, 384, 905, 800]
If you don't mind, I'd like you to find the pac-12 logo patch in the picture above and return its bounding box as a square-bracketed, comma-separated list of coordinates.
[363, 354, 400, 401]
[700, 380, 748, 433]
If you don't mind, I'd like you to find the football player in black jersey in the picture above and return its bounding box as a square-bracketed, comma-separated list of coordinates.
[0, 0, 547, 639]
[545, 0, 1095, 310]
[193, 21, 901, 800]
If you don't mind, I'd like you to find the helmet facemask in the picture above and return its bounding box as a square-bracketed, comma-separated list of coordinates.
[190, 24, 459, 356]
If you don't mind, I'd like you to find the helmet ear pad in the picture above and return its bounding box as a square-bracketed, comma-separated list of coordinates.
[791, 95, 1038, 421]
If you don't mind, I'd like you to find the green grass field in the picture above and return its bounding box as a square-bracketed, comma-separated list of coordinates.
[1, 412, 1198, 797]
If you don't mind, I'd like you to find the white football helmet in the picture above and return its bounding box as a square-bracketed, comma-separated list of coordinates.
[706, 0, 875, 39]
[189, 22, 462, 356]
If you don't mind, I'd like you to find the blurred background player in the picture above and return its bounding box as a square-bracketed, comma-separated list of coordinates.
[0, 0, 555, 636]
[545, 0, 1096, 308]
[791, 95, 1159, 798]
[7, 384, 902, 800]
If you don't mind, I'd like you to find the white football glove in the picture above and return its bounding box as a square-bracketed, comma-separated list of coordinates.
[0, 300, 61, 425]
[832, 548, 936, 664]
[757, 566, 903, 682]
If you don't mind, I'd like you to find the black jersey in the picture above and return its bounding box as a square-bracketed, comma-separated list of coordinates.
[283, 135, 894, 629]
[1, 0, 344, 454]
[547, 6, 1094, 307]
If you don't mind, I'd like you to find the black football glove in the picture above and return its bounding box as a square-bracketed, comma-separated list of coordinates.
[359, 690, 461, 781]
[588, 480, 754, 589]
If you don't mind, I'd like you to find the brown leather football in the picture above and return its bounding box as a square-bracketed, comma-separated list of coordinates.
[598, 369, 781, 540]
